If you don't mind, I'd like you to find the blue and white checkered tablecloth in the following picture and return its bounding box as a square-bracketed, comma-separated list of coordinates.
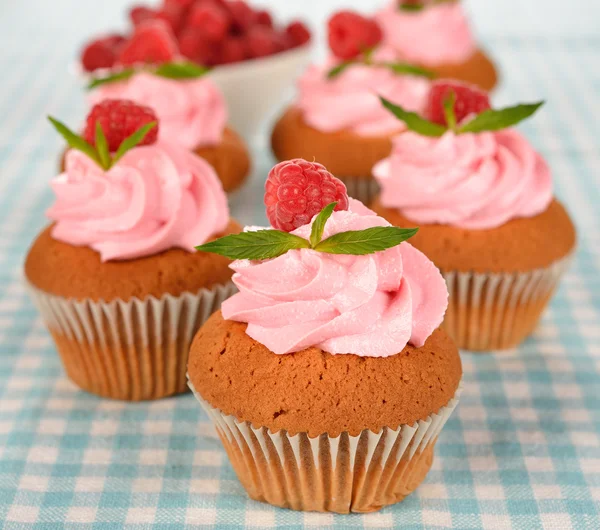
[2, 0, 600, 527]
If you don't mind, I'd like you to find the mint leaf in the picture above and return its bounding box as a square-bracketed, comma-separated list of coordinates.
[95, 122, 111, 170]
[458, 101, 545, 134]
[87, 68, 136, 90]
[48, 116, 101, 165]
[443, 90, 457, 131]
[380, 62, 435, 79]
[154, 61, 210, 80]
[310, 202, 337, 247]
[379, 97, 446, 137]
[399, 3, 425, 11]
[315, 226, 419, 255]
[197, 230, 311, 260]
[327, 61, 355, 79]
[112, 122, 157, 164]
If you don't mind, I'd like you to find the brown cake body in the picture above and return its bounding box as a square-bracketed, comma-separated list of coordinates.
[25, 220, 241, 302]
[371, 198, 575, 274]
[428, 49, 498, 92]
[194, 127, 251, 193]
[188, 311, 462, 438]
[60, 127, 250, 193]
[271, 107, 394, 180]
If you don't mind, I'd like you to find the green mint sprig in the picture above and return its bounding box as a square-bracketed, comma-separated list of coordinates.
[380, 94, 545, 136]
[398, 0, 456, 13]
[196, 202, 418, 260]
[48, 117, 157, 171]
[87, 61, 210, 90]
[327, 50, 434, 80]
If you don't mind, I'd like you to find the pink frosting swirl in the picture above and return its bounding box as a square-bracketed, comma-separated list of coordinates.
[373, 130, 553, 229]
[48, 142, 229, 261]
[89, 73, 227, 150]
[222, 200, 448, 357]
[375, 1, 476, 66]
[297, 51, 430, 136]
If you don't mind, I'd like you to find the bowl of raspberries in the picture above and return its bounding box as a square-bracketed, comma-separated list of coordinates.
[80, 0, 312, 139]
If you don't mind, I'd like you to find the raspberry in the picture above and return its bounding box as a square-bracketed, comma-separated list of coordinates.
[285, 21, 311, 48]
[81, 35, 125, 72]
[227, 1, 256, 32]
[246, 27, 284, 58]
[188, 3, 230, 41]
[83, 100, 159, 153]
[220, 37, 247, 64]
[129, 6, 156, 25]
[425, 80, 491, 126]
[178, 29, 204, 59]
[156, 4, 185, 34]
[118, 20, 179, 66]
[328, 11, 382, 60]
[256, 10, 273, 28]
[265, 159, 349, 232]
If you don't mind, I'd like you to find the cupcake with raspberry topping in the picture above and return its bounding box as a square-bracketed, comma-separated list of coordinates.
[187, 159, 462, 513]
[375, 0, 498, 91]
[82, 26, 250, 193]
[372, 81, 576, 350]
[25, 100, 240, 401]
[271, 11, 432, 203]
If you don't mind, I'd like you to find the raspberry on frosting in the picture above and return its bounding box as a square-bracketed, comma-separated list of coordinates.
[264, 159, 349, 232]
[83, 99, 159, 152]
[327, 11, 382, 61]
[426, 80, 491, 126]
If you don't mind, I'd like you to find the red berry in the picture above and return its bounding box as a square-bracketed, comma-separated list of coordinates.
[246, 27, 284, 58]
[188, 3, 230, 41]
[118, 20, 179, 66]
[285, 21, 311, 48]
[81, 35, 125, 72]
[265, 159, 349, 232]
[156, 4, 185, 34]
[220, 37, 247, 64]
[256, 10, 273, 28]
[83, 100, 159, 153]
[178, 29, 204, 59]
[327, 11, 382, 61]
[129, 6, 156, 25]
[163, 0, 195, 8]
[425, 80, 492, 126]
[227, 1, 256, 32]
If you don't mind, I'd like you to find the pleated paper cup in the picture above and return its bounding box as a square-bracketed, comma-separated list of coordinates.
[338, 176, 380, 205]
[188, 375, 462, 513]
[442, 252, 574, 351]
[26, 280, 237, 401]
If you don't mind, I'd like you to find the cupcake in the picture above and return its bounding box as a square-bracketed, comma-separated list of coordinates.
[187, 159, 462, 513]
[271, 11, 432, 204]
[85, 57, 251, 192]
[375, 0, 498, 91]
[25, 100, 240, 401]
[372, 81, 576, 351]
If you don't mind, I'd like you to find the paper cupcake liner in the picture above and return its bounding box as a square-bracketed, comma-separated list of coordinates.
[188, 375, 462, 513]
[26, 280, 237, 401]
[337, 176, 380, 205]
[442, 252, 573, 351]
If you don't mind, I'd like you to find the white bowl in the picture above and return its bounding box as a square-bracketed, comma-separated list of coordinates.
[208, 45, 312, 141]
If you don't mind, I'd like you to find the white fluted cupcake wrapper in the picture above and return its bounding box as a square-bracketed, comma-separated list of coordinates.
[442, 252, 574, 351]
[188, 374, 462, 513]
[26, 280, 237, 401]
[337, 176, 380, 205]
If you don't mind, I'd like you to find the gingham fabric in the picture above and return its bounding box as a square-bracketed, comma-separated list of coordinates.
[1, 0, 600, 528]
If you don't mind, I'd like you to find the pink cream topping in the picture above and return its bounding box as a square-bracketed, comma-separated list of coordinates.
[222, 199, 448, 357]
[375, 1, 476, 66]
[48, 141, 229, 261]
[373, 129, 553, 229]
[297, 51, 430, 136]
[89, 73, 227, 150]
